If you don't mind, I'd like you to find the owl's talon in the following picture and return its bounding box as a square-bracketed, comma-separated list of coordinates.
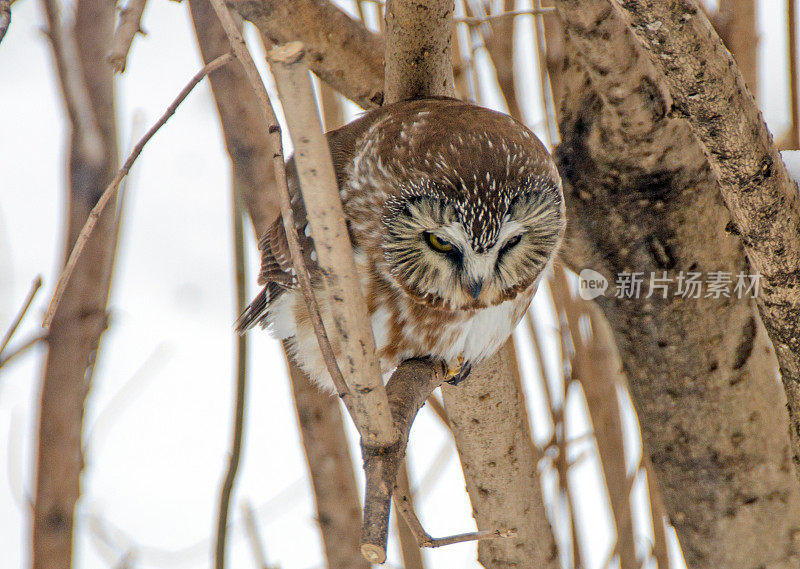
[445, 360, 472, 386]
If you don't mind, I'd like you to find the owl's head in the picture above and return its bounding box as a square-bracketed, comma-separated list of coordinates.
[356, 99, 565, 311]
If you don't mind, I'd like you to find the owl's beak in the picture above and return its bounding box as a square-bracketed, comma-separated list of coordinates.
[468, 280, 484, 299]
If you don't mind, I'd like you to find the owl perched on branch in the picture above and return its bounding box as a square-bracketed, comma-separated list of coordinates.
[237, 98, 565, 392]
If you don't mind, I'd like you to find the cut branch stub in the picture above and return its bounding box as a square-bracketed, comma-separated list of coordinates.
[360, 358, 447, 564]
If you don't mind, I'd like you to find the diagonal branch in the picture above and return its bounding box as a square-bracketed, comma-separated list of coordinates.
[42, 52, 234, 329]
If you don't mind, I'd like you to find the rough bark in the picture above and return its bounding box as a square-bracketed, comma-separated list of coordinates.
[188, 0, 279, 237]
[384, 0, 455, 102]
[226, 0, 385, 109]
[33, 0, 119, 567]
[550, 1, 800, 567]
[614, 0, 800, 479]
[442, 341, 560, 569]
[287, 355, 369, 569]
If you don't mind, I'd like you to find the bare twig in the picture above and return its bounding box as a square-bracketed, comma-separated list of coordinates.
[0, 334, 46, 370]
[0, 0, 10, 45]
[241, 502, 274, 569]
[107, 0, 149, 72]
[42, 52, 233, 329]
[188, 0, 278, 237]
[0, 275, 42, 358]
[456, 7, 554, 26]
[393, 462, 514, 550]
[384, 0, 455, 103]
[214, 186, 249, 569]
[393, 463, 425, 569]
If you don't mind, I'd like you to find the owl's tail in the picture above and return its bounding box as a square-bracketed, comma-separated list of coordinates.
[235, 282, 283, 334]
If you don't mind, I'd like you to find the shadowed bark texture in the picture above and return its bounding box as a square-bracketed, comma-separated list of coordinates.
[549, 1, 800, 567]
[33, 0, 119, 567]
[442, 341, 560, 569]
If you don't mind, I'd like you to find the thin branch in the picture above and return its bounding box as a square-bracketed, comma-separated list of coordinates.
[393, 462, 514, 549]
[0, 275, 42, 358]
[393, 463, 425, 569]
[0, 334, 46, 370]
[107, 0, 148, 72]
[42, 52, 234, 329]
[241, 502, 275, 569]
[455, 7, 555, 26]
[214, 183, 249, 569]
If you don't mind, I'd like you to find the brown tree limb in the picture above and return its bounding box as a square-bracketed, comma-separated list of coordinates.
[226, 0, 385, 108]
[188, 0, 278, 237]
[107, 0, 149, 73]
[40, 0, 104, 169]
[42, 52, 234, 329]
[615, 0, 800, 481]
[33, 0, 119, 565]
[214, 188, 249, 569]
[285, 353, 369, 569]
[442, 341, 560, 569]
[384, 0, 455, 102]
[549, 1, 800, 565]
[714, 0, 758, 101]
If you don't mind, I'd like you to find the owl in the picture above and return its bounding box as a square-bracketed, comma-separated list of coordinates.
[237, 98, 565, 392]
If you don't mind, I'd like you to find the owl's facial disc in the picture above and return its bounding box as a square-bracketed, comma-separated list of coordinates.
[383, 192, 563, 310]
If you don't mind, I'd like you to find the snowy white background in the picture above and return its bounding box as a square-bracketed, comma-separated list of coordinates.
[0, 1, 792, 568]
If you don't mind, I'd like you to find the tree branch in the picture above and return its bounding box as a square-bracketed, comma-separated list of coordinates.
[107, 0, 149, 73]
[614, 0, 800, 479]
[226, 0, 385, 108]
[384, 0, 455, 102]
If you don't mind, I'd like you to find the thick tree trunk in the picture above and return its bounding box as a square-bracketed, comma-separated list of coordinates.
[33, 0, 118, 567]
[549, 1, 800, 567]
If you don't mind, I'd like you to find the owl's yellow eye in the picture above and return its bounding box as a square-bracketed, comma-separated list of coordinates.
[426, 232, 454, 253]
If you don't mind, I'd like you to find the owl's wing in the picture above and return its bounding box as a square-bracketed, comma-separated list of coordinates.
[235, 106, 404, 333]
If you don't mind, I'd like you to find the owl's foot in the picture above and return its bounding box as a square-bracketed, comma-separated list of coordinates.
[445, 358, 472, 386]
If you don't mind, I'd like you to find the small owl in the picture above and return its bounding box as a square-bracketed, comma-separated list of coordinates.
[237, 98, 565, 392]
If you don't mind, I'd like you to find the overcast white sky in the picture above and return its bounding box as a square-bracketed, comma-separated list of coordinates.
[0, 1, 790, 569]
